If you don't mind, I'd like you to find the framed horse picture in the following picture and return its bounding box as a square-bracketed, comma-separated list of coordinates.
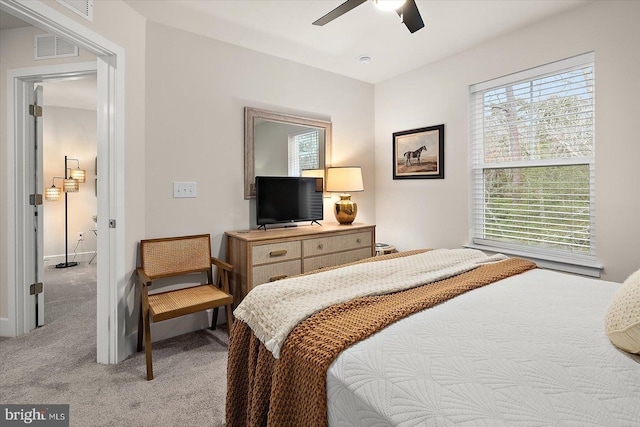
[393, 124, 444, 179]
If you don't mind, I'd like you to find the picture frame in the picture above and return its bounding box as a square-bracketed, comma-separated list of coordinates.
[393, 124, 444, 179]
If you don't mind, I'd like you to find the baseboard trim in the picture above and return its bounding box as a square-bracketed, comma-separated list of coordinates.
[0, 317, 16, 337]
[44, 251, 96, 266]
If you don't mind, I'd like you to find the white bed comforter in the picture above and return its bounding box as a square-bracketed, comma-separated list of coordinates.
[327, 268, 640, 426]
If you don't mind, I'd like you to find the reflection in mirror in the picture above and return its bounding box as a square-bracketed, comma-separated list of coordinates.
[245, 107, 332, 199]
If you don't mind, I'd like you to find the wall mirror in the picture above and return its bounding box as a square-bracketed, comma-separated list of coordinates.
[245, 107, 332, 199]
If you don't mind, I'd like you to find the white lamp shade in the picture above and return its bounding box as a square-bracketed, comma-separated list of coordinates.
[70, 168, 86, 183]
[63, 178, 79, 192]
[45, 186, 61, 201]
[326, 167, 364, 193]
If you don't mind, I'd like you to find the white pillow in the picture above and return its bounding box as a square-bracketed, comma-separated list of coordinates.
[605, 269, 640, 354]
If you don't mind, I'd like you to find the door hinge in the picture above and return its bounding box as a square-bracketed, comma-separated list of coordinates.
[30, 282, 43, 295]
[29, 194, 43, 206]
[109, 219, 116, 228]
[29, 104, 43, 117]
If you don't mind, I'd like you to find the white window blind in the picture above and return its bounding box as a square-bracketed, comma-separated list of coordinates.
[470, 53, 597, 265]
[288, 130, 320, 176]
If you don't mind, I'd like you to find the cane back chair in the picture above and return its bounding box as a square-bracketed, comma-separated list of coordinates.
[135, 234, 234, 380]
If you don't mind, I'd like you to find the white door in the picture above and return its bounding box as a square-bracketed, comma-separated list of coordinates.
[26, 84, 46, 328]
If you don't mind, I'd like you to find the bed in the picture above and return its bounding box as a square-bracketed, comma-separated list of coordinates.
[225, 249, 640, 426]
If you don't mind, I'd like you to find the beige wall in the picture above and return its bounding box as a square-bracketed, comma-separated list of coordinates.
[144, 21, 375, 258]
[374, 0, 640, 282]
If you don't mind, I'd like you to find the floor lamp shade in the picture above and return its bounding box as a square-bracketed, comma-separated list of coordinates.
[70, 168, 86, 182]
[326, 166, 364, 225]
[45, 185, 61, 201]
[68, 158, 86, 182]
[63, 178, 79, 192]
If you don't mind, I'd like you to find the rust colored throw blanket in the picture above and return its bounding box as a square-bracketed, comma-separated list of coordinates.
[226, 253, 536, 426]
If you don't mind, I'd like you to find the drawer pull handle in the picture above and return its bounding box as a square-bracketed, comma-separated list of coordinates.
[270, 275, 288, 282]
[270, 249, 287, 257]
[356, 238, 362, 244]
[317, 244, 324, 250]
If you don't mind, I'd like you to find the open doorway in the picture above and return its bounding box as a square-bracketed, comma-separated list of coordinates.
[41, 76, 98, 324]
[1, 0, 126, 364]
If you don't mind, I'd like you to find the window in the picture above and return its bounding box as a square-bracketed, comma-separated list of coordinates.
[470, 53, 599, 273]
[288, 130, 320, 176]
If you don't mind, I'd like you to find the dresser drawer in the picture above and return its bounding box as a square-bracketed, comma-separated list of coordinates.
[227, 223, 375, 305]
[304, 247, 373, 273]
[252, 241, 301, 265]
[304, 231, 372, 257]
[252, 259, 302, 287]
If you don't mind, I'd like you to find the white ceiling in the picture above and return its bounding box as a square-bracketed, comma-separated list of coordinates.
[123, 0, 589, 84]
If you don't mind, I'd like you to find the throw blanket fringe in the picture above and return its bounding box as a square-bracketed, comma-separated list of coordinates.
[235, 248, 507, 358]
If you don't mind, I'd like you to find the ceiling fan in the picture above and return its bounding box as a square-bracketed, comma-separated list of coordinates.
[313, 0, 425, 34]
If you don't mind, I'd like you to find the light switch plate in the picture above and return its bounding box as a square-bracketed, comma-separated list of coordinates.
[173, 181, 197, 198]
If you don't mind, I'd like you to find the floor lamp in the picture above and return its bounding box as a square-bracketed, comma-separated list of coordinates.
[45, 155, 86, 269]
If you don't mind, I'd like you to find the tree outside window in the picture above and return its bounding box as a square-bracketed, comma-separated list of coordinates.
[471, 55, 595, 261]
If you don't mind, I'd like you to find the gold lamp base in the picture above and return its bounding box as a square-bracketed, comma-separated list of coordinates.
[334, 194, 358, 225]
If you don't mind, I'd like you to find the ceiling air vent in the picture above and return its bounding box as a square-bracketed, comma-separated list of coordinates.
[34, 34, 79, 60]
[56, 0, 93, 21]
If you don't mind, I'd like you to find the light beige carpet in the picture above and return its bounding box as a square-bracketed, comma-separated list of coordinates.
[0, 263, 228, 426]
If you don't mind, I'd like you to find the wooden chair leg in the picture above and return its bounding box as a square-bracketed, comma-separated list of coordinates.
[137, 290, 144, 352]
[211, 307, 219, 330]
[139, 287, 153, 380]
[219, 268, 234, 335]
[144, 310, 153, 380]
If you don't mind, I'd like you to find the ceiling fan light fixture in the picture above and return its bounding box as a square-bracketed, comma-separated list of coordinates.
[313, 0, 423, 33]
[374, 0, 406, 11]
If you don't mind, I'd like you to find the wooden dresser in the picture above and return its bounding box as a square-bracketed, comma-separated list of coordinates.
[226, 223, 375, 305]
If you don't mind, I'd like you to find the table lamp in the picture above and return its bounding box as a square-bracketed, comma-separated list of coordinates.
[326, 166, 364, 225]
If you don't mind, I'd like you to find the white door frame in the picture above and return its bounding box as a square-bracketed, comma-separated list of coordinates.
[1, 0, 126, 364]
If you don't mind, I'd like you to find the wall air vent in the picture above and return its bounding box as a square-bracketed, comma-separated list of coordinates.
[34, 34, 79, 60]
[56, 0, 93, 21]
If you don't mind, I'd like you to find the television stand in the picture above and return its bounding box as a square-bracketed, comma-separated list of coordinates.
[310, 220, 322, 226]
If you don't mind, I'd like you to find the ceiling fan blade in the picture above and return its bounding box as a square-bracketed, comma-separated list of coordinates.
[397, 0, 424, 33]
[313, 0, 367, 26]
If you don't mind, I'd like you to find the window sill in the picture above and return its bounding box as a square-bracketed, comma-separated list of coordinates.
[464, 243, 603, 278]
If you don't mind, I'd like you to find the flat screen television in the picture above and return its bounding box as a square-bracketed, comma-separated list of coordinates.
[256, 176, 323, 229]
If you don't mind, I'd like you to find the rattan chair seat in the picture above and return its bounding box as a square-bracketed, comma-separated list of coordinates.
[149, 284, 233, 322]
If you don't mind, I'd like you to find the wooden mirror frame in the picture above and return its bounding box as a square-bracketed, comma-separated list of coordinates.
[244, 107, 332, 199]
